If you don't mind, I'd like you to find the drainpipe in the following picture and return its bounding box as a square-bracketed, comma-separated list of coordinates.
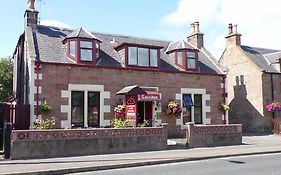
[222, 75, 228, 124]
[270, 73, 275, 119]
[35, 61, 41, 119]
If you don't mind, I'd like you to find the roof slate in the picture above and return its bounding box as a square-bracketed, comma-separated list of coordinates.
[165, 40, 197, 53]
[65, 27, 101, 42]
[241, 45, 281, 73]
[34, 25, 221, 74]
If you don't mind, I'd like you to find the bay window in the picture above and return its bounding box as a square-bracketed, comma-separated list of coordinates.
[175, 50, 198, 70]
[67, 39, 100, 64]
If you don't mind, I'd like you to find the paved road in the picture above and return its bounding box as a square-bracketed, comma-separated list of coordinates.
[68, 153, 281, 175]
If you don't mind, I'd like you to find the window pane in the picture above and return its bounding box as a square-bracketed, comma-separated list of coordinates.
[194, 107, 202, 124]
[71, 91, 84, 106]
[80, 41, 92, 48]
[194, 94, 202, 106]
[128, 47, 137, 65]
[138, 48, 149, 67]
[187, 51, 196, 58]
[177, 52, 183, 65]
[183, 94, 193, 107]
[187, 58, 196, 69]
[71, 91, 84, 127]
[81, 49, 93, 61]
[70, 41, 76, 56]
[150, 49, 158, 67]
[96, 43, 100, 58]
[194, 94, 202, 124]
[88, 92, 100, 106]
[71, 107, 84, 126]
[88, 92, 100, 127]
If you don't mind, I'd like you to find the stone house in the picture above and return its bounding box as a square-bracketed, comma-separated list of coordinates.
[219, 24, 281, 133]
[13, 0, 226, 137]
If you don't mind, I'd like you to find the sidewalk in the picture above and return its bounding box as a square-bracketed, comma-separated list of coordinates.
[1, 134, 281, 175]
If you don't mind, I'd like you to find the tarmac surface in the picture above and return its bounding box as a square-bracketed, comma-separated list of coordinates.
[0, 134, 280, 175]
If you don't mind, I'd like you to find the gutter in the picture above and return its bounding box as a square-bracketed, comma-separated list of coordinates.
[222, 75, 228, 124]
[35, 60, 226, 77]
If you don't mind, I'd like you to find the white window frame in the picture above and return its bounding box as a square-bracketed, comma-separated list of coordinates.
[176, 88, 211, 127]
[61, 84, 111, 128]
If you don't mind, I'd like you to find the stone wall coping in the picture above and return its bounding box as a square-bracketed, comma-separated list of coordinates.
[11, 127, 164, 142]
[187, 124, 242, 135]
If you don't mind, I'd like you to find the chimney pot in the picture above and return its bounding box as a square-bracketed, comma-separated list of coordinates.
[191, 23, 195, 34]
[194, 21, 200, 33]
[28, 0, 35, 10]
[233, 24, 238, 34]
[228, 23, 233, 34]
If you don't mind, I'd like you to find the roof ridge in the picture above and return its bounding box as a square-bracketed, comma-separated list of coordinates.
[38, 24, 172, 43]
[263, 51, 281, 56]
[241, 45, 280, 52]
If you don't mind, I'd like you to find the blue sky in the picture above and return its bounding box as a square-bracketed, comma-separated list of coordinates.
[1, 0, 281, 59]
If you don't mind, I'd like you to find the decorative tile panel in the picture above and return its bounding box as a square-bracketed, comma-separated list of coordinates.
[11, 127, 164, 141]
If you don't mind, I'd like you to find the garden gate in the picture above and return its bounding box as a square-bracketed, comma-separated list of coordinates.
[0, 103, 30, 158]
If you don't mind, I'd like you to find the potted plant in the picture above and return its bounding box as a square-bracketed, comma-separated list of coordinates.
[113, 104, 126, 118]
[266, 101, 281, 111]
[40, 99, 51, 112]
[219, 104, 230, 112]
[166, 100, 182, 116]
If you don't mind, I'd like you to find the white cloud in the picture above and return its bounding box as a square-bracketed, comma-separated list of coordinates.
[40, 20, 71, 29]
[160, 0, 281, 59]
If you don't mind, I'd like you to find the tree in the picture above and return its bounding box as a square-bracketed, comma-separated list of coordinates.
[0, 56, 13, 102]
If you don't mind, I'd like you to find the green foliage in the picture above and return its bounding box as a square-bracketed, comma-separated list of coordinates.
[33, 117, 56, 129]
[0, 56, 13, 102]
[111, 118, 129, 128]
[219, 104, 230, 111]
[41, 99, 51, 112]
[137, 119, 150, 127]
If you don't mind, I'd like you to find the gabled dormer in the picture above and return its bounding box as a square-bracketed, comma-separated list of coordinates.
[114, 43, 163, 69]
[166, 40, 199, 71]
[63, 28, 102, 64]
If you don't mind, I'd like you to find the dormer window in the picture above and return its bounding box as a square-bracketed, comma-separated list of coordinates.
[115, 43, 162, 69]
[166, 40, 199, 71]
[175, 50, 198, 71]
[64, 27, 102, 64]
[128, 47, 159, 67]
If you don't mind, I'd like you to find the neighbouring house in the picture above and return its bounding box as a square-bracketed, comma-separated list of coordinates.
[13, 0, 226, 137]
[219, 24, 281, 133]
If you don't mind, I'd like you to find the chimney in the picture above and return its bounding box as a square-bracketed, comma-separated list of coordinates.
[187, 21, 204, 49]
[225, 23, 241, 46]
[24, 0, 39, 29]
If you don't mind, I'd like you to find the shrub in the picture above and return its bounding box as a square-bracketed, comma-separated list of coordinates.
[33, 117, 56, 129]
[111, 118, 129, 128]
